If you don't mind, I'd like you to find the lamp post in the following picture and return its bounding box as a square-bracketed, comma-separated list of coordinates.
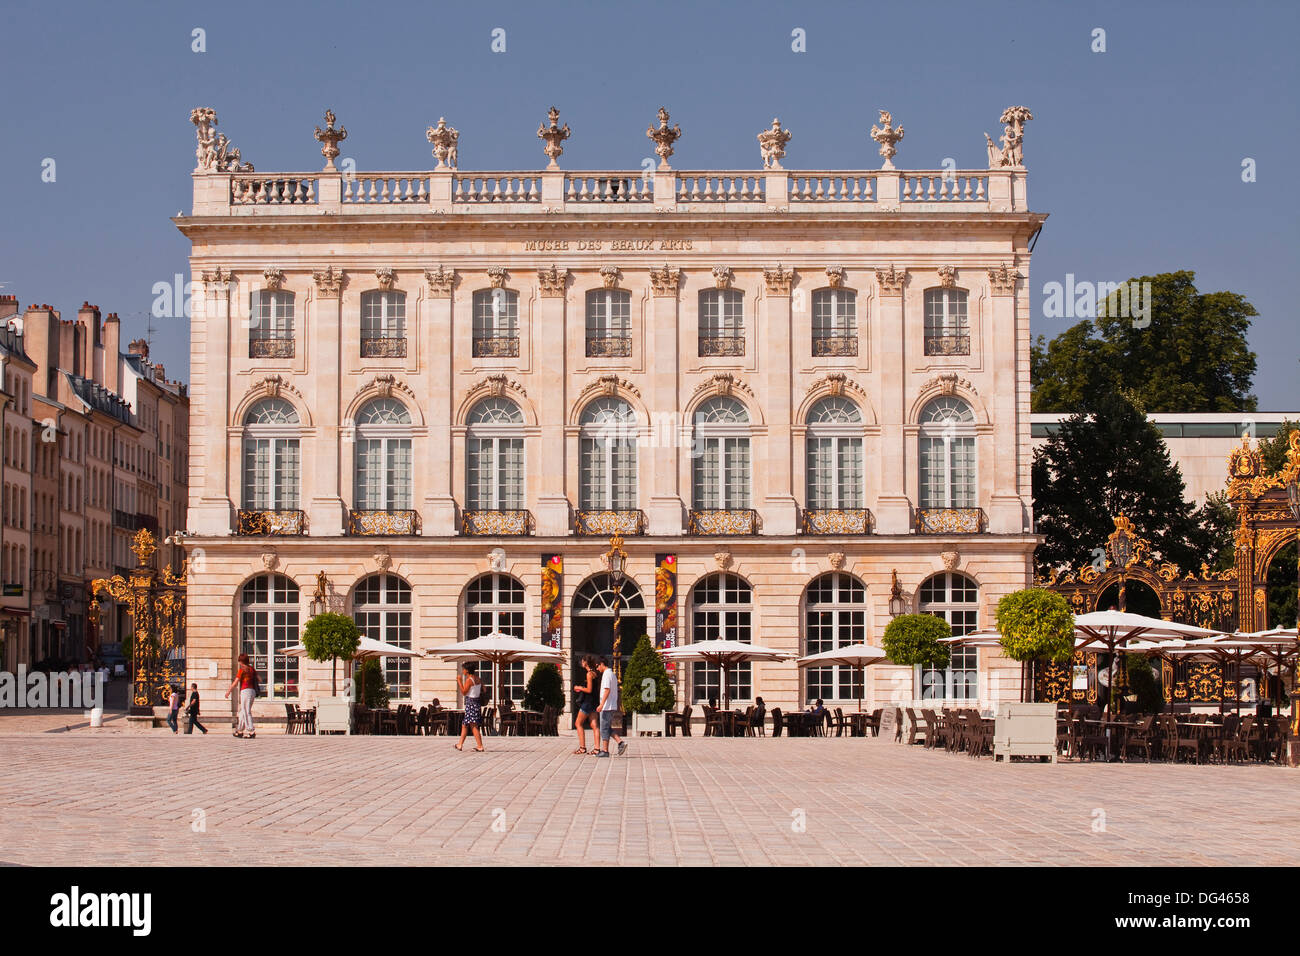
[888, 569, 907, 618]
[604, 536, 628, 681]
[1107, 514, 1136, 613]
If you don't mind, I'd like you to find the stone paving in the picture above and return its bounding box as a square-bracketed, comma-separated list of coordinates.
[1, 723, 1297, 866]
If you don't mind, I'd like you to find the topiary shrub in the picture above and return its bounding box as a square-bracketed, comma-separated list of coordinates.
[301, 612, 361, 695]
[353, 657, 391, 709]
[881, 614, 952, 669]
[995, 588, 1076, 701]
[620, 635, 676, 715]
[522, 662, 565, 712]
[1125, 655, 1163, 714]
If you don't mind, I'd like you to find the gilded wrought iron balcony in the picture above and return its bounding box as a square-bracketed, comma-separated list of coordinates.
[460, 509, 533, 536]
[916, 507, 985, 534]
[360, 336, 408, 358]
[800, 508, 873, 535]
[698, 335, 745, 357]
[574, 509, 646, 536]
[812, 334, 858, 357]
[585, 335, 633, 358]
[923, 334, 970, 356]
[250, 337, 295, 359]
[348, 509, 419, 536]
[472, 335, 520, 358]
[236, 509, 307, 535]
[688, 509, 758, 536]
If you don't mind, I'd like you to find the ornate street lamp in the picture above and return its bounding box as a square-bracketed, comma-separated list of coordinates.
[1107, 514, 1137, 612]
[604, 536, 628, 680]
[309, 570, 330, 619]
[888, 569, 907, 618]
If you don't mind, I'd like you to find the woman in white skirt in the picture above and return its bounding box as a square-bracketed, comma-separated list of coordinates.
[454, 662, 485, 752]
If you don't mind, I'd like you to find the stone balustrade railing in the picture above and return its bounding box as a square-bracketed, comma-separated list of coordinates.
[196, 166, 1027, 216]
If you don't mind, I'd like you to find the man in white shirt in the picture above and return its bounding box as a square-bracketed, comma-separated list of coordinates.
[594, 657, 627, 757]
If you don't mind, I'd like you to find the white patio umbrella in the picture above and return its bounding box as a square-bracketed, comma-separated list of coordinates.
[429, 633, 564, 711]
[1213, 629, 1299, 708]
[1071, 610, 1224, 716]
[285, 636, 424, 704]
[796, 644, 888, 711]
[661, 640, 794, 709]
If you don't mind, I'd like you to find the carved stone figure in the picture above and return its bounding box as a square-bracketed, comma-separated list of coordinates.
[646, 107, 682, 170]
[869, 110, 904, 169]
[984, 106, 1033, 168]
[426, 117, 460, 169]
[191, 107, 253, 172]
[757, 118, 792, 169]
[537, 107, 571, 169]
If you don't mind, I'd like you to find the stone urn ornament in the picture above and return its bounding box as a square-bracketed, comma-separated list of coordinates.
[646, 107, 682, 170]
[869, 110, 904, 169]
[314, 109, 347, 170]
[426, 117, 459, 169]
[538, 106, 571, 169]
[757, 117, 792, 169]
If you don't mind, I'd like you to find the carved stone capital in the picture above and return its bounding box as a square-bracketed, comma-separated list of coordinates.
[937, 265, 957, 289]
[537, 266, 568, 297]
[263, 268, 286, 291]
[313, 266, 344, 298]
[875, 265, 906, 296]
[425, 266, 455, 297]
[763, 266, 795, 296]
[486, 267, 509, 289]
[201, 268, 232, 299]
[712, 266, 734, 290]
[825, 266, 846, 289]
[375, 268, 397, 291]
[988, 263, 1020, 295]
[599, 265, 621, 290]
[650, 265, 682, 296]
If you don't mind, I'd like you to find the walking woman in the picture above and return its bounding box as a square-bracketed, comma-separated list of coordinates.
[454, 662, 485, 752]
[166, 684, 181, 734]
[572, 655, 599, 754]
[224, 653, 259, 739]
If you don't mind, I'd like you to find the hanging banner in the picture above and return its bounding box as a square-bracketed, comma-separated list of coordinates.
[655, 554, 677, 672]
[541, 554, 563, 648]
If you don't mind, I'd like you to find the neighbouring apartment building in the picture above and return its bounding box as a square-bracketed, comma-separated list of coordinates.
[178, 105, 1048, 720]
[0, 294, 189, 673]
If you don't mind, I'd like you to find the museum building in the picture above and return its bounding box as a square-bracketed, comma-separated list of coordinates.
[176, 105, 1046, 719]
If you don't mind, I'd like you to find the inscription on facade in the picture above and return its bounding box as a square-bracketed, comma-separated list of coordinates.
[522, 238, 693, 252]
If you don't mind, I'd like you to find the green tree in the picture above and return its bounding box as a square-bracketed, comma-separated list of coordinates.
[620, 635, 676, 715]
[522, 662, 565, 712]
[881, 614, 951, 668]
[995, 589, 1074, 701]
[1257, 420, 1299, 473]
[1031, 271, 1257, 413]
[353, 658, 390, 709]
[300, 612, 360, 695]
[1125, 655, 1164, 715]
[1032, 391, 1212, 575]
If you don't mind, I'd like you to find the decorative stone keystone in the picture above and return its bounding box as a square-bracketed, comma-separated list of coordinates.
[646, 107, 682, 170]
[600, 265, 621, 290]
[375, 268, 396, 291]
[712, 266, 734, 290]
[938, 265, 957, 289]
[538, 107, 571, 169]
[314, 110, 347, 170]
[869, 110, 904, 169]
[487, 267, 509, 289]
[263, 268, 285, 291]
[828, 552, 846, 571]
[825, 266, 846, 288]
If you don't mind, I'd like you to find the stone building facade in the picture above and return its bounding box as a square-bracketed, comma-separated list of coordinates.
[178, 107, 1046, 720]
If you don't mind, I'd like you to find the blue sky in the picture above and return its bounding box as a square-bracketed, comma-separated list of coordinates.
[0, 0, 1295, 407]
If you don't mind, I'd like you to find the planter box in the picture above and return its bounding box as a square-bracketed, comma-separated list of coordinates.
[315, 696, 352, 735]
[993, 702, 1057, 763]
[632, 712, 666, 737]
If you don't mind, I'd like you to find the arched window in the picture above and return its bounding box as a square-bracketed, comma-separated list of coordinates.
[241, 399, 301, 511]
[579, 397, 637, 511]
[240, 574, 300, 699]
[472, 289, 520, 357]
[354, 398, 413, 511]
[698, 289, 745, 356]
[572, 575, 645, 615]
[250, 289, 295, 358]
[918, 572, 979, 700]
[585, 289, 632, 357]
[464, 573, 526, 703]
[812, 288, 857, 356]
[466, 398, 524, 510]
[804, 572, 867, 702]
[918, 397, 976, 509]
[354, 574, 413, 699]
[805, 396, 864, 510]
[692, 397, 750, 510]
[690, 573, 753, 703]
[361, 290, 407, 357]
[923, 288, 969, 356]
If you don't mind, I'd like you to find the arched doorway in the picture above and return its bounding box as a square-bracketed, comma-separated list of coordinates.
[570, 575, 647, 723]
[1096, 579, 1162, 618]
[1263, 541, 1298, 632]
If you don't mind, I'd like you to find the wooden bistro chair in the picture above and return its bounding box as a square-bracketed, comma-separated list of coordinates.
[703, 706, 728, 738]
[904, 708, 928, 746]
[770, 707, 784, 738]
[665, 704, 693, 737]
[1120, 715, 1156, 763]
[828, 707, 851, 738]
[733, 706, 758, 737]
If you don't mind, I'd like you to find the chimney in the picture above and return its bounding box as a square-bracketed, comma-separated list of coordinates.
[0, 295, 17, 322]
[76, 302, 99, 381]
[59, 317, 77, 381]
[22, 304, 57, 396]
[103, 311, 122, 393]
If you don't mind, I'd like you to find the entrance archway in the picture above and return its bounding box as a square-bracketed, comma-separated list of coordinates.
[570, 574, 647, 725]
[1096, 579, 1162, 617]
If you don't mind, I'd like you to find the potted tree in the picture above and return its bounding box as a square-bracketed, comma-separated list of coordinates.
[301, 612, 361, 734]
[621, 635, 677, 736]
[523, 662, 564, 733]
[881, 613, 951, 741]
[993, 588, 1075, 761]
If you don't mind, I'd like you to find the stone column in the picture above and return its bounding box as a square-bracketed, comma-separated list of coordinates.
[874, 267, 911, 534]
[532, 267, 570, 536]
[987, 264, 1023, 533]
[189, 268, 233, 535]
[761, 267, 797, 534]
[647, 265, 684, 534]
[423, 267, 457, 534]
[307, 267, 345, 536]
